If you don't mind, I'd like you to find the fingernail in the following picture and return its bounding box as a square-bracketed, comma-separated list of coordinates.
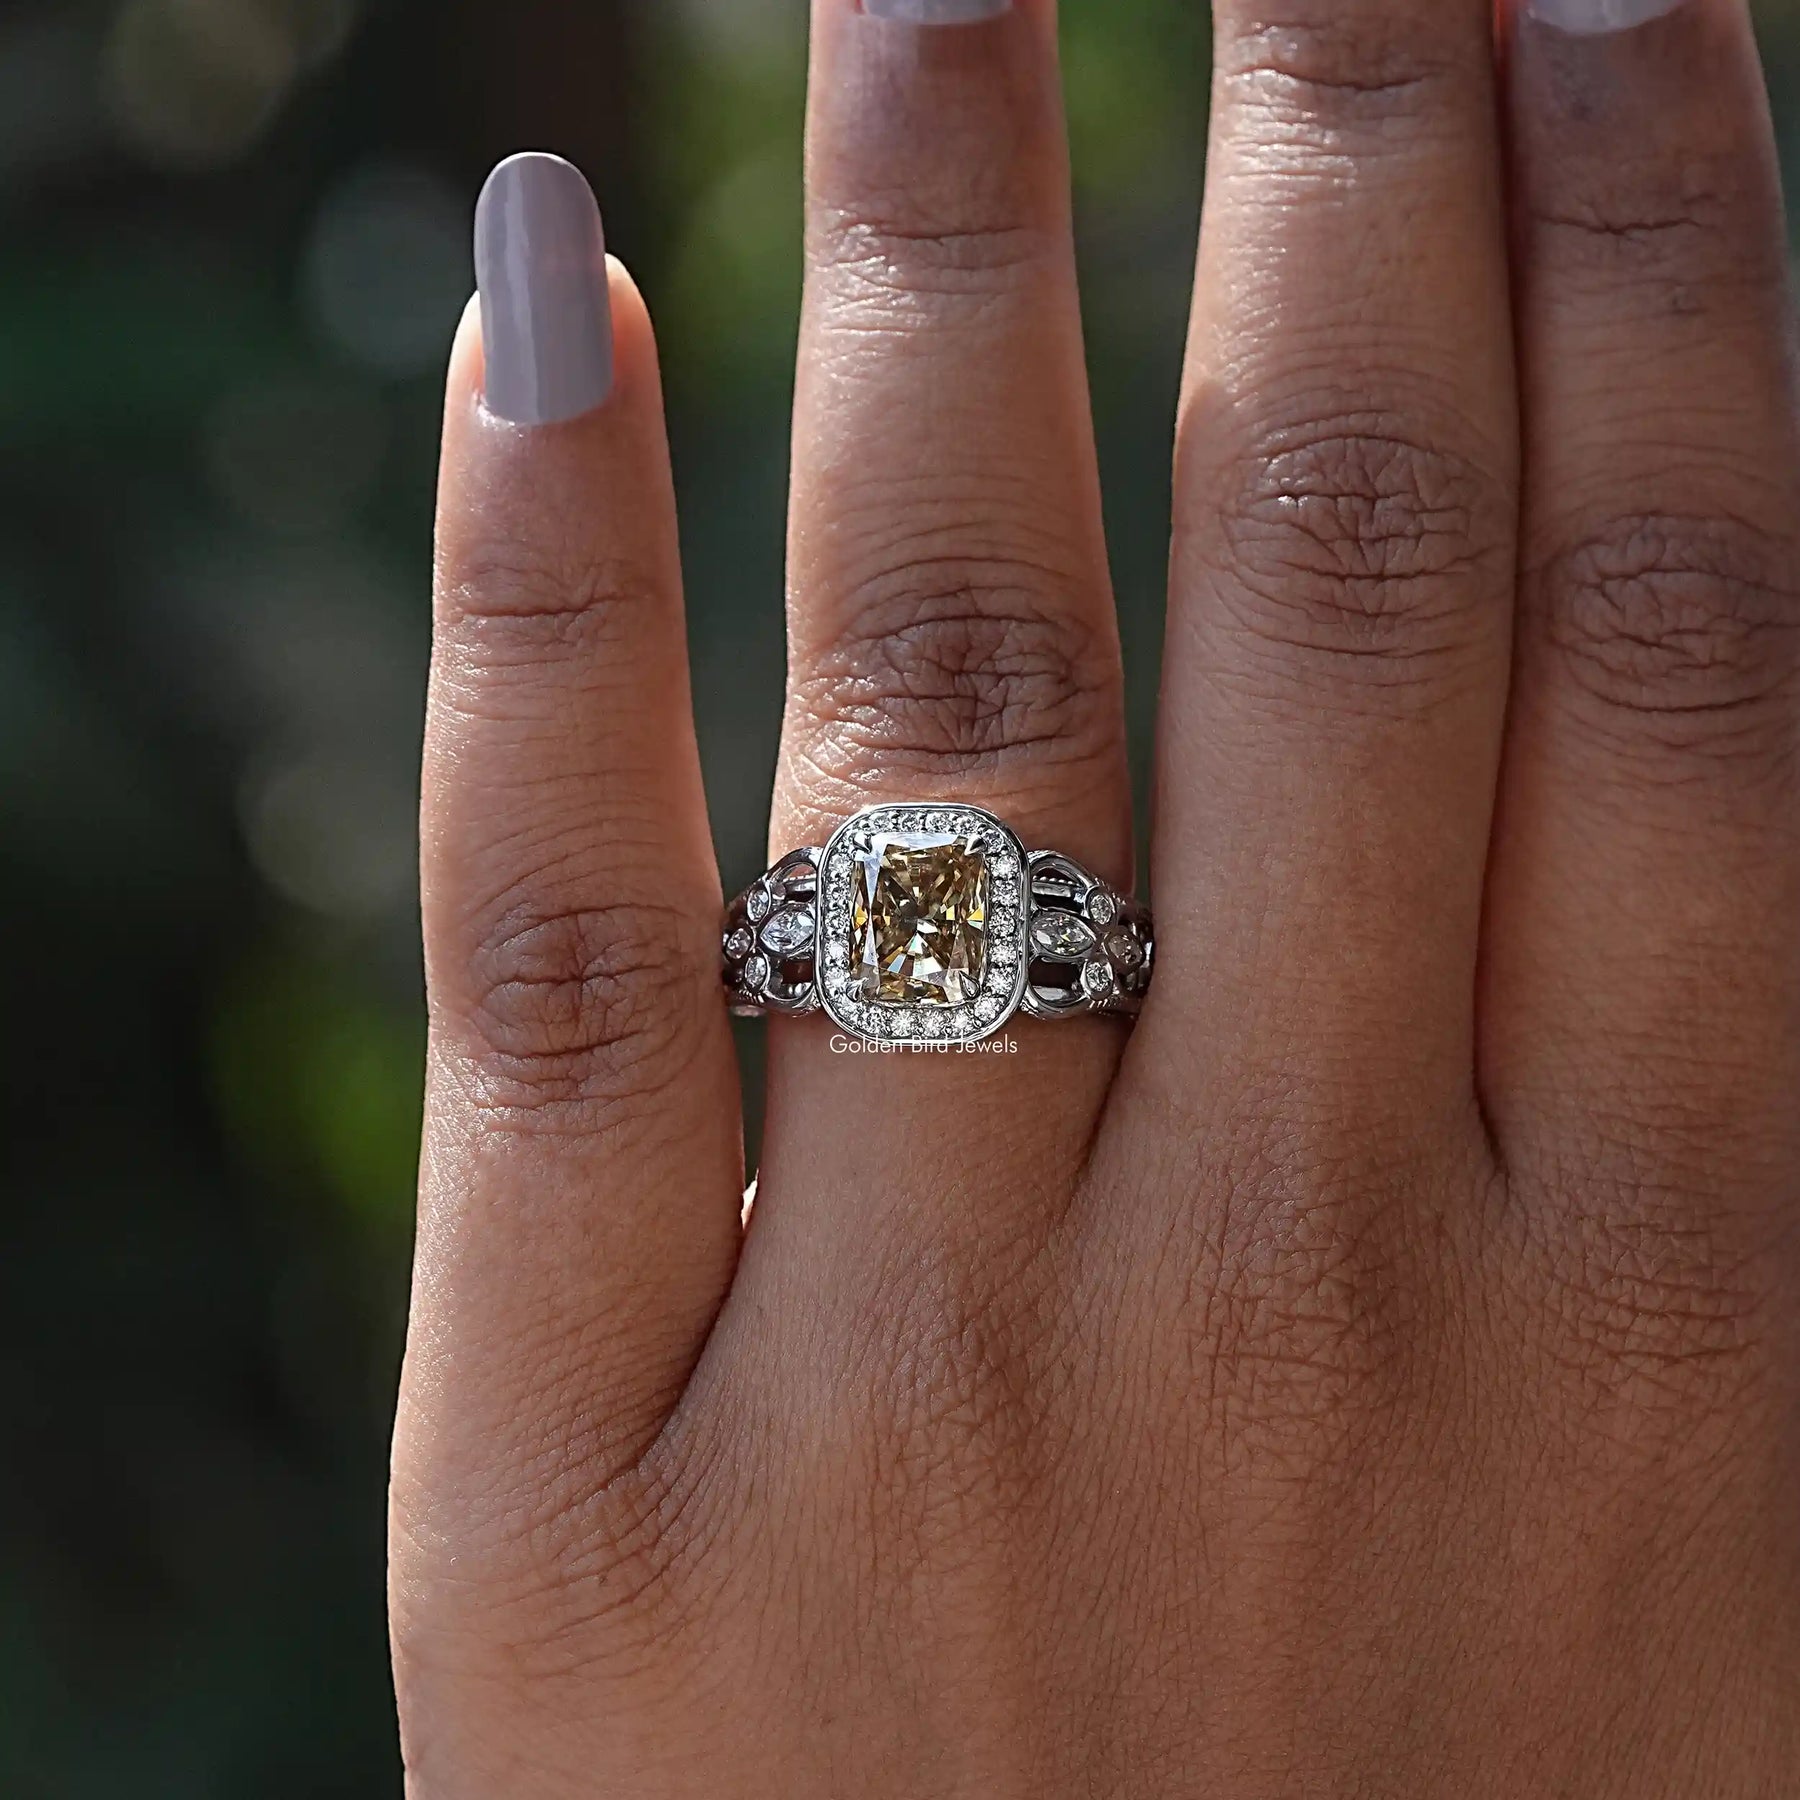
[1525, 0, 1683, 33]
[474, 152, 613, 426]
[862, 0, 1011, 22]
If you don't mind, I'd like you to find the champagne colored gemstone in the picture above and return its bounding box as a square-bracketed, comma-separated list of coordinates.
[849, 832, 990, 1006]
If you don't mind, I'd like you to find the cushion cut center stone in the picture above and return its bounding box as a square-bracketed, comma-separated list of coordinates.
[850, 832, 990, 1007]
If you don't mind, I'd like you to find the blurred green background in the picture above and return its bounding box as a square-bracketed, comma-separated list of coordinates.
[2, 1, 1796, 1791]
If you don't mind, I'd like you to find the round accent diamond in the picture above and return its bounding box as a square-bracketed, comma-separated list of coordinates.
[1106, 930, 1144, 971]
[746, 886, 773, 924]
[975, 995, 1005, 1021]
[1032, 911, 1098, 960]
[744, 953, 771, 992]
[760, 906, 816, 958]
[1086, 890, 1119, 928]
[1081, 960, 1116, 1000]
[724, 928, 754, 961]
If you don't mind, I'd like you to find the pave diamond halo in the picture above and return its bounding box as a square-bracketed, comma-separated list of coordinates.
[822, 805, 1029, 1047]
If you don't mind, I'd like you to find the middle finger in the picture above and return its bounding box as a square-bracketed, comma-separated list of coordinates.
[1144, 0, 1519, 1147]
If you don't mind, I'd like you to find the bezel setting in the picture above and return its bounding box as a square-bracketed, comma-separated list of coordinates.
[817, 804, 1030, 1048]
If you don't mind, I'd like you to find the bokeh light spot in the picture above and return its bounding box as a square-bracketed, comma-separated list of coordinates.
[241, 751, 416, 923]
[302, 161, 468, 377]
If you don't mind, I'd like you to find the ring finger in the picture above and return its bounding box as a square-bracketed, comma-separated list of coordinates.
[750, 0, 1130, 1301]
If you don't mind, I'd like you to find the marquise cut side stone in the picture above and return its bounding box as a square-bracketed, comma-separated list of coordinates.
[1031, 911, 1097, 960]
[760, 905, 816, 958]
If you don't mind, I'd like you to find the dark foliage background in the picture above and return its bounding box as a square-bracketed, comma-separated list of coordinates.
[2, 1, 1795, 1791]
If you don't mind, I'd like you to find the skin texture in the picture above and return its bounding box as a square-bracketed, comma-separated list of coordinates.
[393, 0, 1800, 1793]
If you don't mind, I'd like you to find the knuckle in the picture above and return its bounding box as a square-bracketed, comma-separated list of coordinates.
[1138, 1091, 1443, 1455]
[789, 552, 1121, 790]
[1209, 417, 1504, 685]
[1516, 1194, 1778, 1421]
[810, 190, 1046, 308]
[1199, 1191, 1426, 1439]
[1537, 512, 1800, 756]
[808, 56, 1050, 309]
[449, 889, 711, 1129]
[1222, 14, 1464, 116]
[439, 537, 665, 667]
[1528, 149, 1787, 298]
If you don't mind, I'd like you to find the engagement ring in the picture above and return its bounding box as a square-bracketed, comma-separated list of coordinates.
[724, 804, 1152, 1047]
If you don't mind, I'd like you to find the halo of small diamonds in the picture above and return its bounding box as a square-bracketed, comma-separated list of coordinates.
[816, 804, 1030, 1047]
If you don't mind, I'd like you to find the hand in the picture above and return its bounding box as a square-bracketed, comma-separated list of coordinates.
[390, 0, 1800, 1792]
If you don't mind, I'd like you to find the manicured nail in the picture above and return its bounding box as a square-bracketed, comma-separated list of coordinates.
[862, 0, 1011, 22]
[1525, 0, 1683, 33]
[474, 152, 613, 426]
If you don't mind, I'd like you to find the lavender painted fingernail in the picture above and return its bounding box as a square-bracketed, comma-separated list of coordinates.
[1526, 0, 1683, 33]
[863, 0, 1011, 22]
[474, 152, 613, 426]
